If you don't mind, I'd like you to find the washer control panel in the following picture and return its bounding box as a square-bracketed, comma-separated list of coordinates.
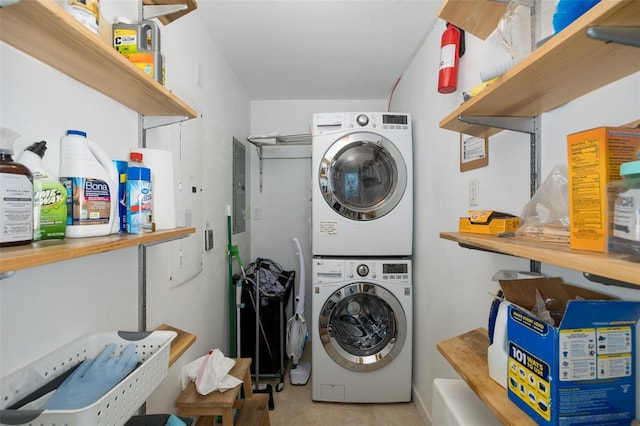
[313, 259, 345, 283]
[347, 260, 411, 284]
[314, 258, 411, 284]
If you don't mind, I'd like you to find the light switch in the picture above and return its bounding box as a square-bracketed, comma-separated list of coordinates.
[469, 178, 479, 206]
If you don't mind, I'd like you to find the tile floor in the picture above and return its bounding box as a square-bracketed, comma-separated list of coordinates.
[255, 345, 425, 426]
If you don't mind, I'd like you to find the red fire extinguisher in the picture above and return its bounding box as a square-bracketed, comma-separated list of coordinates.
[438, 23, 465, 94]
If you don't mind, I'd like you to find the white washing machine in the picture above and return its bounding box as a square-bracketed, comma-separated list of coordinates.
[311, 257, 412, 403]
[312, 112, 413, 257]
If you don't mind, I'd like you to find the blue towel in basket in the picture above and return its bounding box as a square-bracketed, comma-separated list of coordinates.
[43, 343, 139, 410]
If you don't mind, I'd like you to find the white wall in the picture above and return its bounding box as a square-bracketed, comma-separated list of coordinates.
[391, 18, 640, 424]
[0, 2, 250, 416]
[0, 42, 141, 369]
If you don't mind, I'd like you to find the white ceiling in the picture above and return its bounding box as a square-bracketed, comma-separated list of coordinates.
[197, 0, 442, 100]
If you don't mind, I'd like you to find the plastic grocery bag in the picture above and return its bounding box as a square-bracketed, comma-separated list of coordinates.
[516, 165, 570, 242]
[181, 349, 242, 395]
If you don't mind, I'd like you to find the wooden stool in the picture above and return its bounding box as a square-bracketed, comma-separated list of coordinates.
[236, 393, 271, 426]
[175, 358, 270, 426]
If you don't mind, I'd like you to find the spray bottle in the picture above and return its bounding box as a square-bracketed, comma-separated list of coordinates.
[59, 129, 119, 238]
[16, 141, 67, 240]
[0, 128, 33, 246]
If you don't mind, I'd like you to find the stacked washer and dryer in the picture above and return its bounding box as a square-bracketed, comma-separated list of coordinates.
[310, 112, 413, 403]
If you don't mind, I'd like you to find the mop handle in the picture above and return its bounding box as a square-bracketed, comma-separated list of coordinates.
[292, 237, 306, 314]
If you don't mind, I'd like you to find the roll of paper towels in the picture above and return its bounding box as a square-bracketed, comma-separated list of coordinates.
[132, 148, 176, 230]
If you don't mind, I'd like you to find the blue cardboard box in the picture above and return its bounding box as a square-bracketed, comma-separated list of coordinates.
[501, 277, 640, 425]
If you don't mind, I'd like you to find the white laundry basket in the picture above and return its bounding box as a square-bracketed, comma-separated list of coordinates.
[0, 330, 176, 426]
[432, 378, 500, 426]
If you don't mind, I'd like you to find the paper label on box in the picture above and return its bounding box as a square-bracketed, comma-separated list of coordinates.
[598, 354, 633, 379]
[596, 327, 633, 355]
[559, 327, 633, 381]
[510, 308, 549, 335]
[508, 341, 552, 421]
[559, 329, 596, 381]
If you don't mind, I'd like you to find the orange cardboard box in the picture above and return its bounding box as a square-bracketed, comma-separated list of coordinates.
[567, 126, 640, 252]
[459, 210, 520, 235]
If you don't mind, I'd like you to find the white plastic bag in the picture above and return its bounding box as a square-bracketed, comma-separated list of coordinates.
[181, 349, 243, 395]
[516, 165, 570, 242]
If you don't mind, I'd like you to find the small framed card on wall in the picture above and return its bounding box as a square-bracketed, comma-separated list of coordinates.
[460, 134, 488, 172]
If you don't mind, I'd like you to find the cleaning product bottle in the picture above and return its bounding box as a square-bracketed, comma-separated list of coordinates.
[487, 295, 509, 389]
[59, 129, 119, 238]
[61, 0, 100, 36]
[612, 160, 640, 258]
[136, 20, 164, 85]
[113, 159, 128, 233]
[16, 141, 67, 240]
[112, 17, 140, 55]
[0, 128, 33, 246]
[128, 151, 145, 168]
[126, 151, 153, 234]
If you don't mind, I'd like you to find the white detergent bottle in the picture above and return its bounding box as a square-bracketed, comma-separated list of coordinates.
[487, 299, 509, 389]
[59, 129, 119, 238]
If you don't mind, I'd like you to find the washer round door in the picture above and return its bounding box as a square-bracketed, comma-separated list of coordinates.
[318, 282, 407, 372]
[318, 132, 407, 221]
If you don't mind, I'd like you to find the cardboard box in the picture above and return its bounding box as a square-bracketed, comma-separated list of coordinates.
[501, 277, 640, 425]
[567, 126, 640, 252]
[458, 210, 520, 235]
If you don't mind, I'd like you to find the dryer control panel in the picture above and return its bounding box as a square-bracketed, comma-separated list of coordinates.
[312, 112, 411, 136]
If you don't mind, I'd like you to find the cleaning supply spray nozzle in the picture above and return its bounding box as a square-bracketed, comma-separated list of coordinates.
[26, 141, 47, 158]
[0, 127, 21, 155]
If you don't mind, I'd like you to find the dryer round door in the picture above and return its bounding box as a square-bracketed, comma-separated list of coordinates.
[318, 132, 407, 221]
[318, 282, 407, 372]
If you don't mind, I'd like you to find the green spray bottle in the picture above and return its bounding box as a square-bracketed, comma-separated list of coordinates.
[16, 141, 67, 240]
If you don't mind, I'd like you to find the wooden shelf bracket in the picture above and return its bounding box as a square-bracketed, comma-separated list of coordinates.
[458, 115, 535, 134]
[586, 26, 640, 47]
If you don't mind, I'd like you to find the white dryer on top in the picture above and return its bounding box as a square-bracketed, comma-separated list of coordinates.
[312, 112, 413, 257]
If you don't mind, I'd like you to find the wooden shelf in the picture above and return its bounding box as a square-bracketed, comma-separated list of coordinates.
[439, 0, 640, 138]
[0, 227, 195, 274]
[437, 328, 536, 426]
[0, 0, 197, 119]
[440, 232, 640, 286]
[143, 0, 197, 25]
[155, 323, 197, 367]
[438, 0, 507, 40]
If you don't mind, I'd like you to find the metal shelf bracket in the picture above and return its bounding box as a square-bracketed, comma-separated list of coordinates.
[586, 26, 640, 48]
[142, 4, 188, 20]
[458, 115, 535, 134]
[583, 272, 637, 289]
[142, 115, 188, 129]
